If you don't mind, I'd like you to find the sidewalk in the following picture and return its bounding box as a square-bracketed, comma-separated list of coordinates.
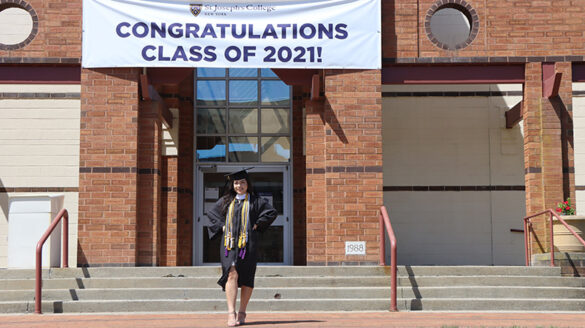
[1, 312, 585, 328]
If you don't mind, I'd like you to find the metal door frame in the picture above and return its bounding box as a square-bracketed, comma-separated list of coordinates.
[193, 164, 292, 265]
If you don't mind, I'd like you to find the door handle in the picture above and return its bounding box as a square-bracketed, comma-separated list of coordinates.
[286, 217, 289, 222]
[198, 217, 201, 222]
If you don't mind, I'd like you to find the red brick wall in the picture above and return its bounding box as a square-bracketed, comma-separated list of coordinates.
[0, 0, 81, 58]
[78, 68, 140, 266]
[136, 100, 162, 265]
[523, 62, 574, 254]
[305, 70, 383, 265]
[305, 97, 327, 264]
[557, 62, 575, 204]
[384, 0, 585, 58]
[176, 77, 195, 266]
[160, 157, 178, 266]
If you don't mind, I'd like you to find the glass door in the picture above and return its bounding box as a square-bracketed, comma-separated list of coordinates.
[194, 165, 292, 265]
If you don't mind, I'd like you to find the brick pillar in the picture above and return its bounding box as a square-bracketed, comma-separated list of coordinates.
[136, 100, 162, 265]
[523, 62, 574, 254]
[78, 68, 140, 266]
[305, 97, 327, 265]
[292, 87, 307, 265]
[557, 62, 575, 205]
[305, 70, 383, 265]
[177, 76, 194, 266]
[161, 156, 178, 266]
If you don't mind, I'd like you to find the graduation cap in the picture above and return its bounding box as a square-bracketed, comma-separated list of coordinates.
[221, 167, 254, 196]
[224, 167, 254, 181]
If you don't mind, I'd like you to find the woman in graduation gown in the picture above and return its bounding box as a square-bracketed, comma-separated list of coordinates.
[207, 169, 277, 327]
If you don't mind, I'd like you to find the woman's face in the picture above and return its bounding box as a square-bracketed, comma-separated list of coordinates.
[233, 178, 248, 195]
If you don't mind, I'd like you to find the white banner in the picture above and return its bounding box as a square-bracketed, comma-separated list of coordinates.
[82, 0, 380, 69]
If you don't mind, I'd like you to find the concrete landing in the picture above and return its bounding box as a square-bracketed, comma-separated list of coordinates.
[1, 312, 585, 328]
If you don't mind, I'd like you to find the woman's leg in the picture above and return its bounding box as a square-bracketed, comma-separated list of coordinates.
[239, 286, 253, 312]
[237, 286, 253, 324]
[225, 266, 238, 325]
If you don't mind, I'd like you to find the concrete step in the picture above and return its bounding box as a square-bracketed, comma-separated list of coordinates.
[405, 298, 585, 311]
[2, 275, 584, 291]
[399, 286, 585, 299]
[4, 297, 585, 314]
[0, 266, 561, 279]
[1, 287, 390, 302]
[0, 276, 390, 290]
[3, 286, 584, 303]
[397, 275, 585, 288]
[0, 266, 583, 313]
[1, 298, 395, 313]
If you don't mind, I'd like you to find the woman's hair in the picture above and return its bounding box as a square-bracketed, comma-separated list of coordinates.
[219, 176, 254, 217]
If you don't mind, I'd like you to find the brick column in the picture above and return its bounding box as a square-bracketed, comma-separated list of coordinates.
[78, 68, 140, 266]
[305, 70, 383, 265]
[557, 62, 575, 204]
[305, 97, 327, 265]
[292, 87, 307, 265]
[136, 100, 162, 265]
[523, 62, 574, 254]
[177, 76, 194, 266]
[160, 156, 178, 266]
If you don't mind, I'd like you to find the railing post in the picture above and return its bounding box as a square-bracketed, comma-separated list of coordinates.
[379, 212, 385, 266]
[390, 234, 397, 312]
[34, 245, 42, 314]
[524, 218, 529, 266]
[63, 211, 69, 268]
[35, 209, 68, 314]
[550, 211, 555, 267]
[529, 222, 533, 266]
[380, 206, 397, 312]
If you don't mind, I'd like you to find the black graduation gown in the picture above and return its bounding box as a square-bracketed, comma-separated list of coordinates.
[207, 193, 277, 290]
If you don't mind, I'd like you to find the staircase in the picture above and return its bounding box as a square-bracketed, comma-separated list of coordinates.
[1, 266, 584, 313]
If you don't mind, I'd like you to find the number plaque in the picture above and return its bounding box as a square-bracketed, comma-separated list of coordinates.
[345, 241, 366, 255]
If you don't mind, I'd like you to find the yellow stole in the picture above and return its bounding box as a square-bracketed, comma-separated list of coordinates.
[224, 194, 250, 252]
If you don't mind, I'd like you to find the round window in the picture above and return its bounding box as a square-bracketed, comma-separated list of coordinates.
[425, 0, 479, 51]
[0, 1, 38, 50]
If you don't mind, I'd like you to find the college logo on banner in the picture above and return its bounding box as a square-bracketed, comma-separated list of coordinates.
[190, 4, 202, 17]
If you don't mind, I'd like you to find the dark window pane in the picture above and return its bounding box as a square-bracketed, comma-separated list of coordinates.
[229, 108, 258, 134]
[197, 80, 226, 106]
[261, 68, 278, 78]
[197, 68, 225, 78]
[229, 80, 258, 106]
[197, 108, 226, 134]
[229, 68, 257, 77]
[203, 173, 227, 204]
[256, 226, 283, 262]
[261, 81, 290, 106]
[228, 136, 258, 162]
[197, 136, 226, 162]
[203, 227, 222, 263]
[249, 172, 283, 214]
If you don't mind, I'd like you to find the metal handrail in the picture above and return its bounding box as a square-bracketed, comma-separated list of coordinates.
[379, 205, 397, 312]
[35, 208, 69, 314]
[524, 209, 585, 266]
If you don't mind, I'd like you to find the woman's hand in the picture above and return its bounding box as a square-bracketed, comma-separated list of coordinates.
[222, 226, 226, 232]
[253, 224, 258, 231]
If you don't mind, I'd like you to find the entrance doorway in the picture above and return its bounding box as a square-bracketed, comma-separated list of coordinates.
[193, 165, 292, 265]
[192, 67, 293, 265]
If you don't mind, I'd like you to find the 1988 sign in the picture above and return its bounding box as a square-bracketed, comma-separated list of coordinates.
[345, 241, 366, 255]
